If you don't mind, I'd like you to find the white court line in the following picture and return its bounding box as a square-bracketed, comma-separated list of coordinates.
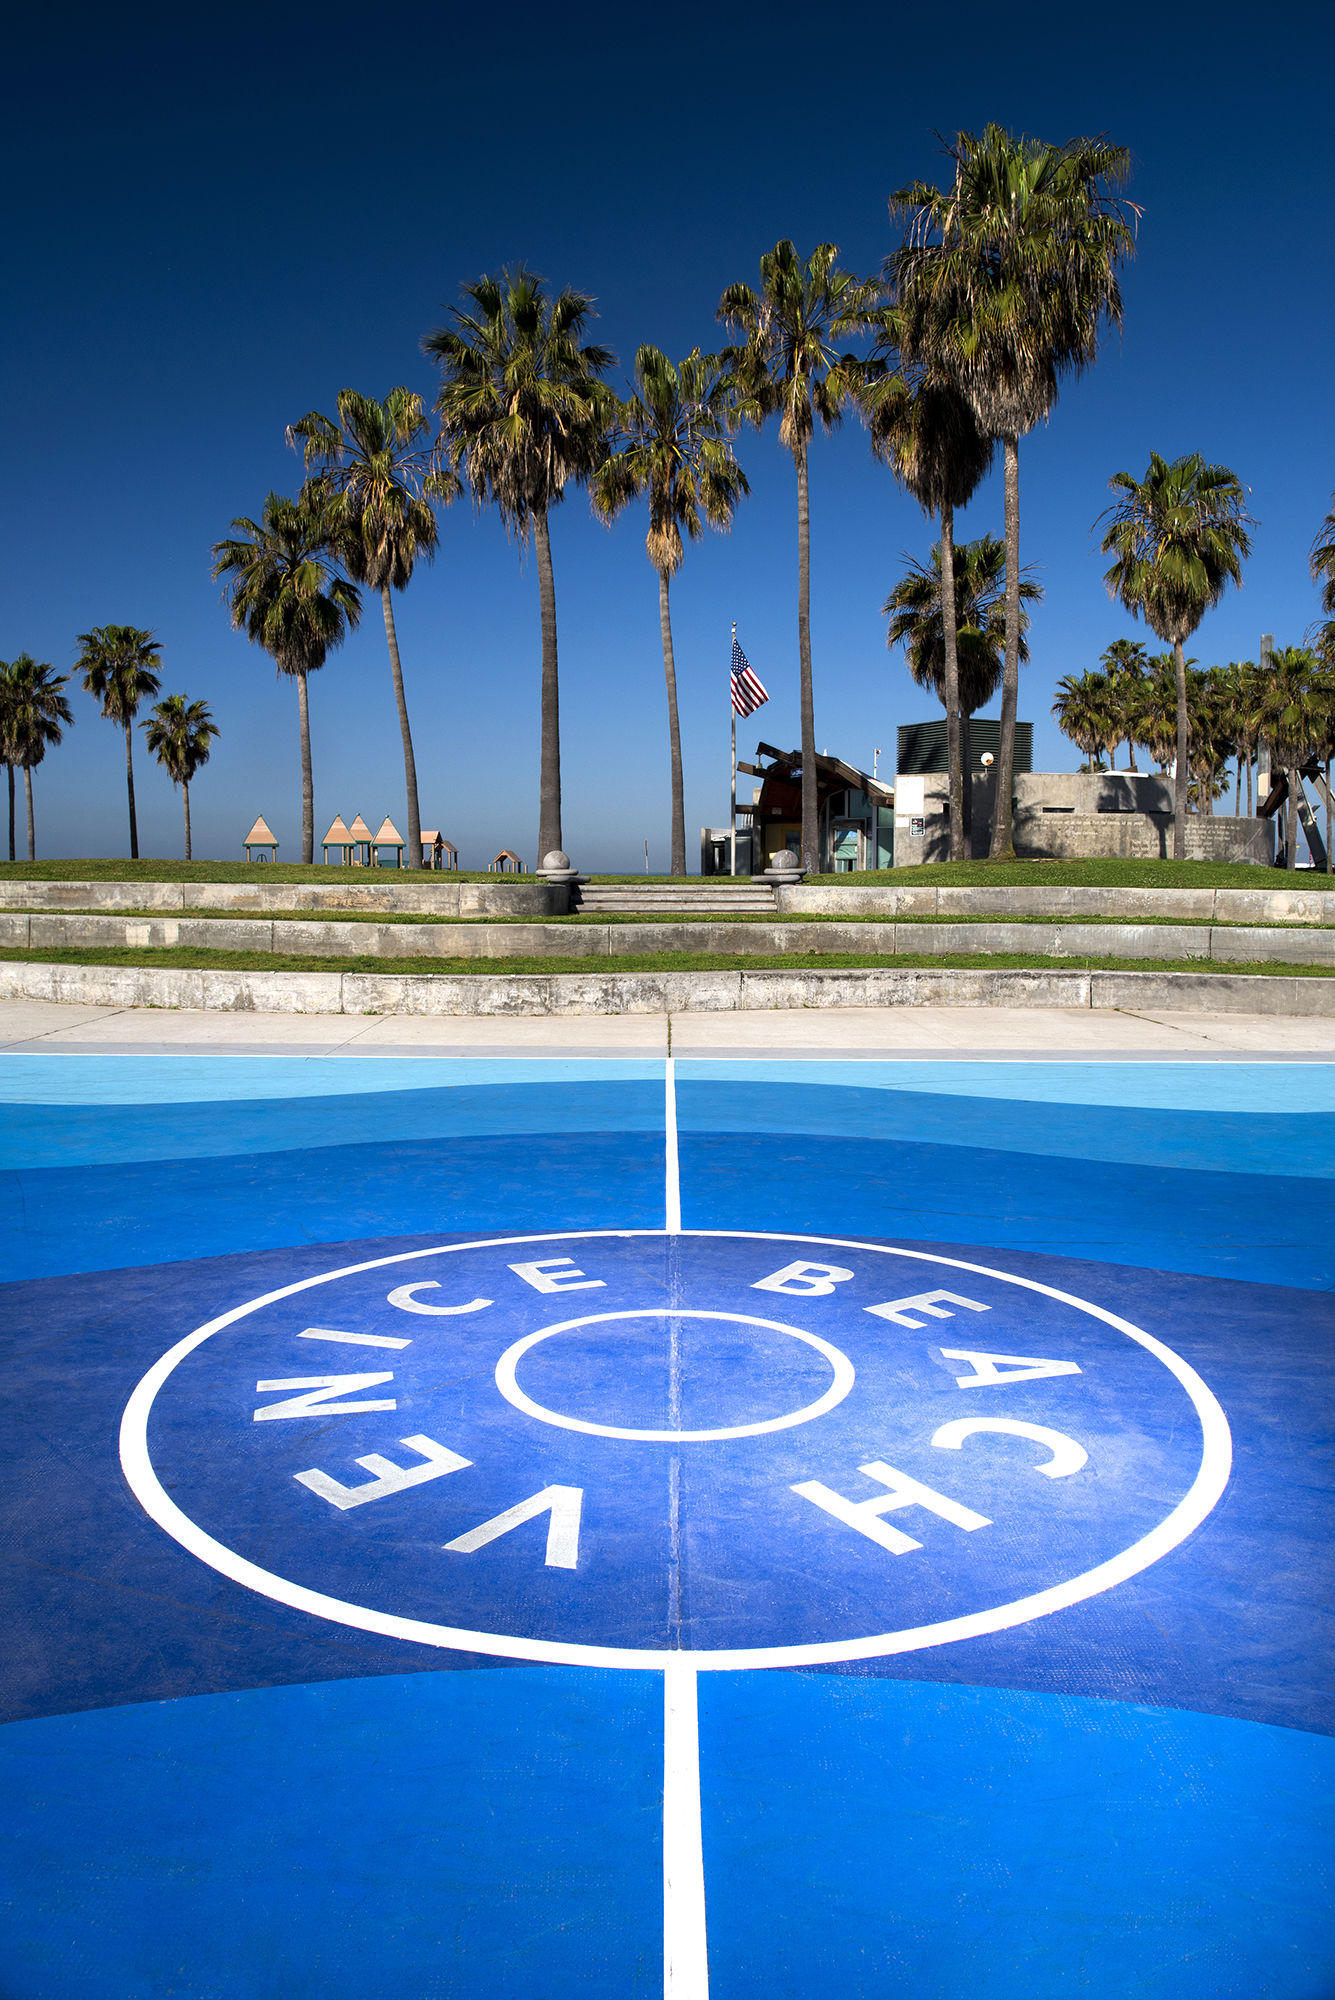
[665, 1057, 681, 1234]
[663, 1659, 709, 1998]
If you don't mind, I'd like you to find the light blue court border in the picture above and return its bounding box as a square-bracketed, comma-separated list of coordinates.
[677, 1057, 1335, 1114]
[0, 1053, 663, 1106]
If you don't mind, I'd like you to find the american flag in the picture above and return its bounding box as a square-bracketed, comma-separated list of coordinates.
[731, 636, 768, 717]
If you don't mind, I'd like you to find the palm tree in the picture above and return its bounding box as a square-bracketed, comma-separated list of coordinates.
[883, 533, 1040, 846]
[1053, 671, 1115, 772]
[591, 347, 748, 875]
[1099, 452, 1254, 858]
[3, 656, 73, 861]
[74, 626, 162, 858]
[212, 491, 361, 864]
[1219, 661, 1261, 814]
[861, 351, 994, 855]
[0, 663, 18, 861]
[142, 695, 220, 860]
[1310, 494, 1335, 658]
[1099, 639, 1149, 768]
[1259, 646, 1323, 870]
[289, 389, 460, 870]
[1131, 654, 1190, 774]
[424, 269, 614, 867]
[892, 126, 1137, 859]
[718, 242, 880, 871]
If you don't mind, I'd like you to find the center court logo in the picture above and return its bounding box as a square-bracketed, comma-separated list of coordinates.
[121, 1231, 1232, 1670]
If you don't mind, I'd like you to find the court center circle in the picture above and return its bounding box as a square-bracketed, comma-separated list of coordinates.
[493, 1308, 856, 1441]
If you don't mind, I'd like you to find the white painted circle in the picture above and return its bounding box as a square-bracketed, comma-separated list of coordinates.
[119, 1229, 1233, 1674]
[493, 1308, 855, 1441]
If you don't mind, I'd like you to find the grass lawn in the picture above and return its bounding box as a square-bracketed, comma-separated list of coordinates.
[1, 945, 1330, 978]
[802, 858, 1332, 890]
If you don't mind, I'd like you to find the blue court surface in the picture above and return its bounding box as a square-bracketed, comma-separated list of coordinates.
[2, 1047, 1333, 1996]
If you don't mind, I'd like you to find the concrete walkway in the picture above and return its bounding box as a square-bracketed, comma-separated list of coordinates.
[4, 998, 1334, 1060]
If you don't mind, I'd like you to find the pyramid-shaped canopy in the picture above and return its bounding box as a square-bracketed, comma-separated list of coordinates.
[322, 815, 352, 844]
[373, 817, 403, 845]
[346, 814, 373, 842]
[244, 816, 277, 846]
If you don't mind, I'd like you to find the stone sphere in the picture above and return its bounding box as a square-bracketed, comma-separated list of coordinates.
[769, 850, 799, 871]
[541, 850, 571, 871]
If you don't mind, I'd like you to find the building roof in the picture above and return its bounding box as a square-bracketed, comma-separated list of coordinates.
[739, 742, 894, 810]
[373, 817, 403, 845]
[346, 814, 373, 841]
[322, 815, 353, 845]
[243, 816, 277, 846]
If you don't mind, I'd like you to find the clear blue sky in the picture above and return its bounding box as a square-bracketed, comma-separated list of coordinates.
[4, 0, 1331, 868]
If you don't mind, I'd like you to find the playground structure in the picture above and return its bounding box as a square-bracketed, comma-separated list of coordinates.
[242, 816, 278, 862]
[489, 849, 526, 873]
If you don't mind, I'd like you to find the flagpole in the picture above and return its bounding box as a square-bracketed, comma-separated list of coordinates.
[730, 621, 737, 876]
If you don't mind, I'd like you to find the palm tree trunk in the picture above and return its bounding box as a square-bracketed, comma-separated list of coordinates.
[1287, 766, 1298, 871]
[989, 434, 1021, 860]
[658, 570, 686, 876]
[183, 780, 192, 862]
[533, 506, 562, 867]
[1326, 756, 1331, 876]
[796, 445, 818, 873]
[1235, 753, 1242, 814]
[6, 766, 14, 862]
[940, 502, 963, 862]
[961, 711, 973, 851]
[296, 669, 314, 865]
[124, 719, 139, 860]
[1172, 639, 1188, 861]
[24, 767, 35, 861]
[381, 586, 422, 870]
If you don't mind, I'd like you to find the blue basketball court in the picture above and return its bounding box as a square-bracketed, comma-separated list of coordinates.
[2, 1029, 1332, 1996]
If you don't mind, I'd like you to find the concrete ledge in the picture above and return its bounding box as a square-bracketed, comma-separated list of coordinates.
[0, 959, 1329, 1017]
[9, 912, 1335, 965]
[0, 878, 568, 916]
[781, 883, 1335, 925]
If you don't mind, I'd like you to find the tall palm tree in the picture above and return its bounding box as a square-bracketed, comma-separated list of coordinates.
[883, 532, 1040, 846]
[718, 242, 880, 870]
[289, 389, 460, 870]
[212, 491, 360, 863]
[75, 626, 162, 858]
[591, 347, 748, 874]
[861, 350, 994, 854]
[892, 126, 1137, 859]
[142, 695, 220, 860]
[3, 656, 73, 861]
[1099, 452, 1253, 857]
[424, 269, 614, 866]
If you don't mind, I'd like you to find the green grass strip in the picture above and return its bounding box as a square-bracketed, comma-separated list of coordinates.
[2, 945, 1332, 978]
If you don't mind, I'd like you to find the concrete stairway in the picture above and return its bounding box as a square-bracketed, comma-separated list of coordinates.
[572, 880, 777, 915]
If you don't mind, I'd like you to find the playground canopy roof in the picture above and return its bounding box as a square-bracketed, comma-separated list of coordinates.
[322, 815, 353, 846]
[243, 816, 278, 847]
[346, 815, 373, 843]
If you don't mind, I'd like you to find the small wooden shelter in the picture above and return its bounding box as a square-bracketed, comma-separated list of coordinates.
[243, 816, 279, 862]
[489, 850, 525, 874]
[372, 817, 404, 868]
[420, 832, 457, 871]
[346, 815, 374, 866]
[321, 815, 354, 865]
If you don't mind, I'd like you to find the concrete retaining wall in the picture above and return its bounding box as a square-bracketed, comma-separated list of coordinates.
[0, 959, 1329, 1016]
[9, 910, 1335, 964]
[7, 910, 1335, 965]
[0, 878, 567, 916]
[780, 883, 1335, 924]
